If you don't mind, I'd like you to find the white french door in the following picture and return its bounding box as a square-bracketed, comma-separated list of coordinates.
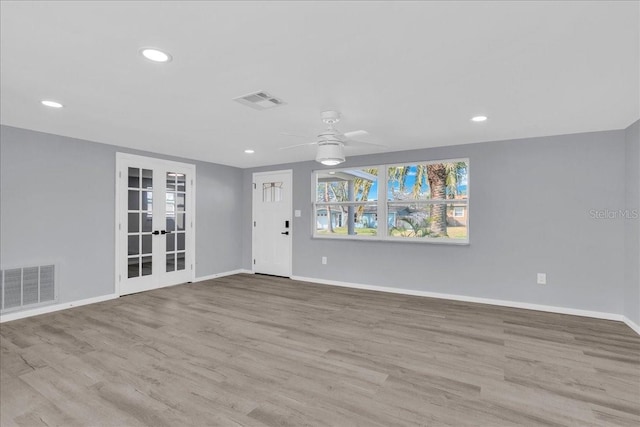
[116, 153, 195, 296]
[252, 170, 292, 277]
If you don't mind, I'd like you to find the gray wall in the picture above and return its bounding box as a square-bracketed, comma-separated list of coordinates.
[624, 120, 640, 325]
[0, 125, 243, 304]
[243, 129, 629, 315]
[2, 123, 636, 320]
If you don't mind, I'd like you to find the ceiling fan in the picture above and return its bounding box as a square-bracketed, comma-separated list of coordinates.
[280, 111, 383, 166]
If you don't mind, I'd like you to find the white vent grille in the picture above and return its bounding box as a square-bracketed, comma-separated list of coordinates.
[233, 91, 285, 110]
[0, 265, 56, 313]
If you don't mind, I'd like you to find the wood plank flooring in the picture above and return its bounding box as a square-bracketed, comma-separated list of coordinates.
[1, 274, 639, 426]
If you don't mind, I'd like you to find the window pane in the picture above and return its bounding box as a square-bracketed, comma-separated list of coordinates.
[387, 162, 468, 201]
[176, 252, 185, 271]
[141, 256, 152, 276]
[315, 204, 377, 236]
[388, 202, 467, 239]
[128, 213, 139, 233]
[141, 234, 152, 255]
[166, 172, 176, 191]
[176, 173, 186, 191]
[142, 212, 153, 232]
[446, 204, 468, 240]
[141, 169, 153, 189]
[142, 191, 153, 211]
[166, 193, 175, 214]
[176, 213, 185, 231]
[166, 232, 175, 252]
[128, 257, 139, 278]
[176, 193, 186, 211]
[128, 168, 140, 188]
[128, 190, 139, 210]
[262, 182, 283, 202]
[176, 232, 185, 251]
[388, 204, 431, 237]
[166, 214, 175, 232]
[316, 168, 378, 203]
[128, 235, 139, 255]
[166, 253, 175, 272]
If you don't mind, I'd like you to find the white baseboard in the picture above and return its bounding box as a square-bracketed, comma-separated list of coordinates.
[0, 269, 253, 324]
[194, 269, 253, 283]
[0, 293, 118, 323]
[3, 273, 635, 337]
[291, 275, 630, 325]
[623, 316, 640, 335]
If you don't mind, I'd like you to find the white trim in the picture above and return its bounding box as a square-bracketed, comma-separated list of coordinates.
[290, 275, 629, 324]
[114, 159, 122, 296]
[623, 316, 640, 335]
[190, 173, 197, 283]
[0, 294, 118, 323]
[193, 269, 253, 282]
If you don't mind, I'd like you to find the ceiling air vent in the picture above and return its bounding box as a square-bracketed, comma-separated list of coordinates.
[234, 91, 286, 110]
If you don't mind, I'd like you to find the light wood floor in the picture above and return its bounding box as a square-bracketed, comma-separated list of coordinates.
[1, 274, 639, 426]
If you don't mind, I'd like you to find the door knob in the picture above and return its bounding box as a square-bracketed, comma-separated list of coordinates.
[281, 231, 289, 235]
[152, 230, 160, 235]
[161, 230, 171, 235]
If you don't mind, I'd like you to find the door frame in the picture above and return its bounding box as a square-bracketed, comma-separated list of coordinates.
[252, 169, 293, 277]
[115, 152, 196, 296]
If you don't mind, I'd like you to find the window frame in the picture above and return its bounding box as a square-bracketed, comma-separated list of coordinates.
[311, 158, 470, 244]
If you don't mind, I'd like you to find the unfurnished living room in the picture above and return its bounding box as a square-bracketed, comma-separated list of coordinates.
[1, 1, 639, 426]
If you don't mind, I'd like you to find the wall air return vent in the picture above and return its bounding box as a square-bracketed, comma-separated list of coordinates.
[233, 91, 286, 110]
[0, 265, 56, 313]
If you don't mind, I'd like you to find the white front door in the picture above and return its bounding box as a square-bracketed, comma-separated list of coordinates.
[116, 153, 196, 296]
[252, 170, 292, 277]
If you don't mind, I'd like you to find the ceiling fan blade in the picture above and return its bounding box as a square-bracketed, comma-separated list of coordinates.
[279, 141, 317, 150]
[342, 129, 369, 139]
[280, 132, 314, 139]
[344, 139, 386, 148]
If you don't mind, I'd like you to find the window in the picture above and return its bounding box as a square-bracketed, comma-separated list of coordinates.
[312, 159, 469, 244]
[314, 168, 379, 236]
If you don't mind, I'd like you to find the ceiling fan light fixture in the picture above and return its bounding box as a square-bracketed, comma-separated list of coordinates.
[316, 142, 345, 166]
[140, 48, 172, 63]
[41, 100, 63, 108]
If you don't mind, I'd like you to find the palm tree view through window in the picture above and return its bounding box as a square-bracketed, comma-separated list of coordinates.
[313, 159, 469, 243]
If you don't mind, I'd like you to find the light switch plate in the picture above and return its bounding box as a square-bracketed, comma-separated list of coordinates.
[294, 210, 301, 217]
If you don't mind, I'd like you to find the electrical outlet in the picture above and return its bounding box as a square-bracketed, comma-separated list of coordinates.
[322, 256, 327, 265]
[537, 273, 547, 285]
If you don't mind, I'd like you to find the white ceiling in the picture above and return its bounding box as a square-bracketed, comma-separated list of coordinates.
[1, 1, 638, 168]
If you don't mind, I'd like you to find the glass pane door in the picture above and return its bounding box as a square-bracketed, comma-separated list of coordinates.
[165, 172, 187, 273]
[127, 167, 154, 278]
[117, 154, 195, 296]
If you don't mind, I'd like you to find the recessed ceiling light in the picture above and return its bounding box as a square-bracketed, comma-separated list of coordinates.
[244, 149, 255, 154]
[140, 48, 172, 63]
[471, 115, 488, 122]
[41, 100, 63, 108]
